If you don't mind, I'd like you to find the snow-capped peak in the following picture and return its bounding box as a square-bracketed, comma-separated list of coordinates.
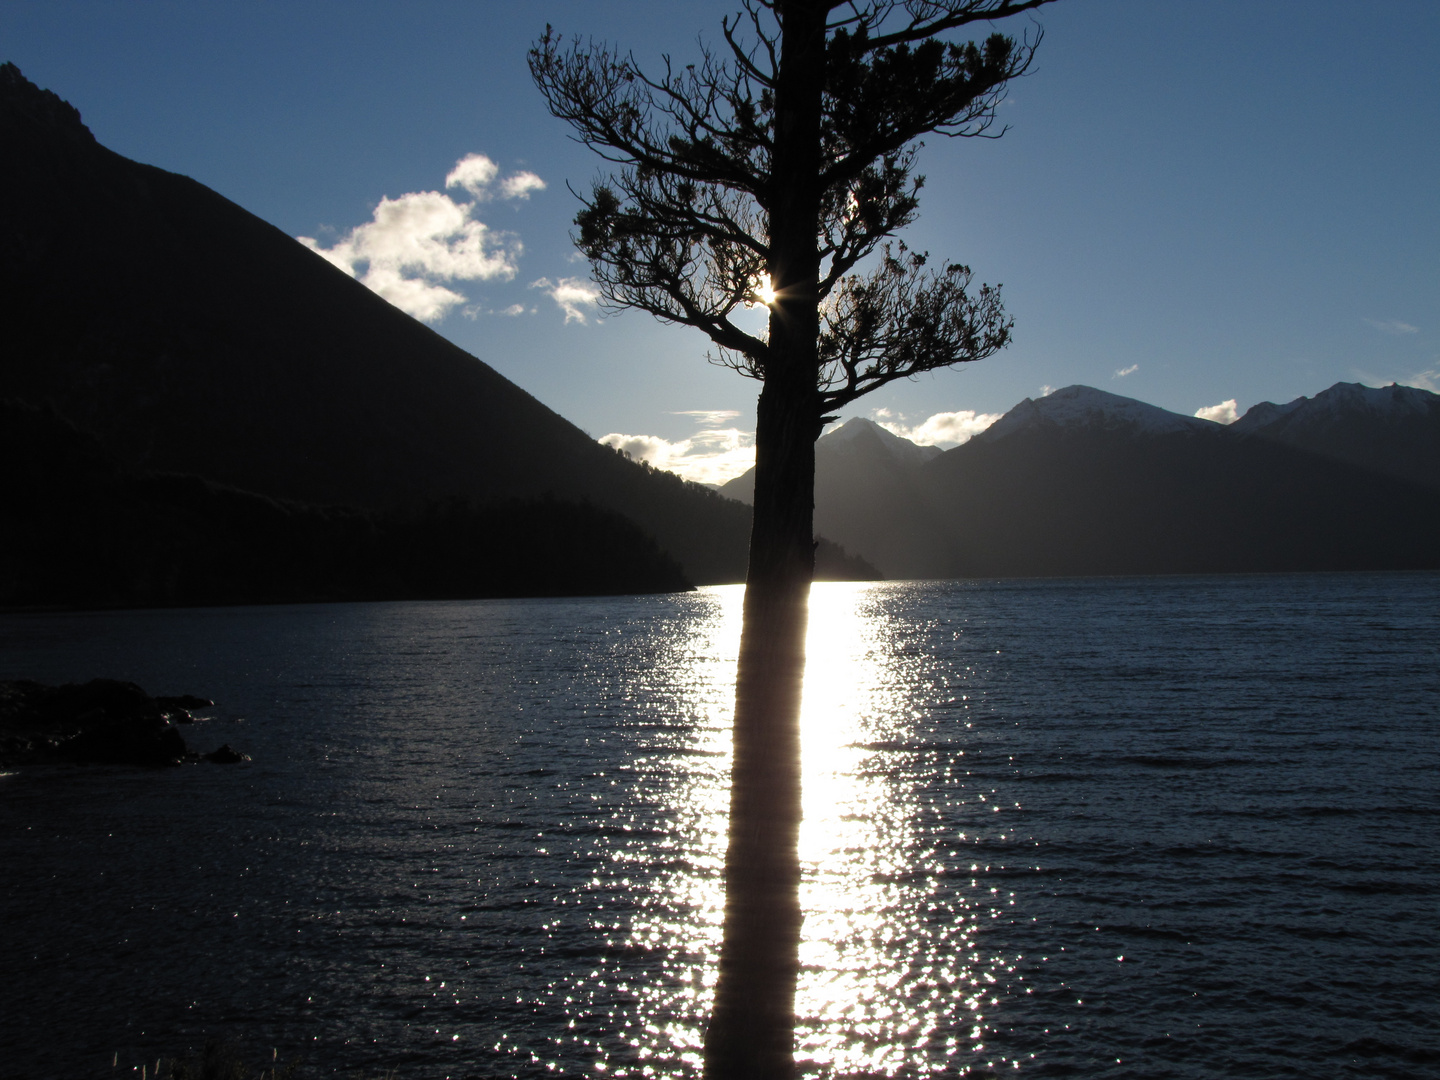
[821, 417, 943, 465]
[1232, 382, 1438, 434]
[975, 385, 1219, 443]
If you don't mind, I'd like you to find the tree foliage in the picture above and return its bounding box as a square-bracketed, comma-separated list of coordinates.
[531, 0, 1051, 415]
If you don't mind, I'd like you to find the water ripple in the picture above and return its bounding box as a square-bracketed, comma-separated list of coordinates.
[0, 574, 1437, 1077]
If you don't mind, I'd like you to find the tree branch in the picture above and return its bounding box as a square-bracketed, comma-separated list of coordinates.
[816, 243, 1011, 409]
[532, 1, 1045, 423]
[826, 0, 1057, 50]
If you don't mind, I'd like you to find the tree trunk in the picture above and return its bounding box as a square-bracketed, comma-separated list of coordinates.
[703, 4, 826, 1078]
[703, 382, 816, 1080]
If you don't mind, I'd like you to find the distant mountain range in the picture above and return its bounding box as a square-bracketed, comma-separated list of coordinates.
[1230, 381, 1440, 492]
[722, 383, 1440, 578]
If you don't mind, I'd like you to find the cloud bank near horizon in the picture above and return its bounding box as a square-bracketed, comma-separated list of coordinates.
[599, 416, 754, 487]
[297, 153, 545, 323]
[1195, 398, 1240, 424]
[599, 405, 1011, 486]
[871, 408, 1003, 447]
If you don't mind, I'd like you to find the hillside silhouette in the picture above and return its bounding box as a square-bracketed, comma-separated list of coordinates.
[2, 399, 696, 607]
[0, 62, 757, 589]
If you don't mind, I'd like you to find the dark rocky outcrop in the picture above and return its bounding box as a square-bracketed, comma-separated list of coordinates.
[0, 679, 237, 767]
[203, 744, 250, 764]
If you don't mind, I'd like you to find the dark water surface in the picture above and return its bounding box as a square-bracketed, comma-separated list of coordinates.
[1, 574, 1437, 1079]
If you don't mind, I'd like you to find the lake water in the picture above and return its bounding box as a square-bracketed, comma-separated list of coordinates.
[1, 574, 1438, 1079]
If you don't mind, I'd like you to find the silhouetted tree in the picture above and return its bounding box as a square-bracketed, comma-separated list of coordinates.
[532, 3, 1054, 1076]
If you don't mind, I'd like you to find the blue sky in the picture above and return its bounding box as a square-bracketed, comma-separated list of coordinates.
[5, 1, 1437, 483]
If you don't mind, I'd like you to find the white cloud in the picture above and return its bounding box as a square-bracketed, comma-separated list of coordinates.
[603, 433, 676, 465]
[461, 302, 530, 320]
[1038, 385, 1056, 397]
[354, 265, 468, 323]
[298, 153, 545, 322]
[444, 153, 500, 197]
[1365, 318, 1419, 336]
[1114, 363, 1140, 378]
[532, 276, 602, 324]
[501, 171, 547, 200]
[1194, 398, 1240, 425]
[672, 409, 741, 426]
[875, 409, 1002, 447]
[599, 425, 756, 486]
[300, 190, 518, 322]
[443, 154, 545, 201]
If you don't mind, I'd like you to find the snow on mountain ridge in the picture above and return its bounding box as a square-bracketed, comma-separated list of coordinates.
[1232, 382, 1438, 434]
[821, 416, 943, 466]
[976, 385, 1219, 443]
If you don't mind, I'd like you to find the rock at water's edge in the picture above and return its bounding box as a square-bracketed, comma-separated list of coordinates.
[0, 679, 240, 767]
[203, 744, 250, 764]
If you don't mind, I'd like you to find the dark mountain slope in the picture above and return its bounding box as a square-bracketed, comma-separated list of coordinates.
[721, 418, 946, 576]
[1232, 382, 1440, 492]
[739, 385, 1440, 579]
[921, 389, 1440, 578]
[1, 400, 693, 608]
[0, 63, 750, 584]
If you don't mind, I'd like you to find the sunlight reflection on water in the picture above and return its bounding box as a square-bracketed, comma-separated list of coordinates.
[796, 583, 1016, 1077]
[602, 582, 1018, 1077]
[8, 574, 1432, 1078]
[582, 584, 737, 1075]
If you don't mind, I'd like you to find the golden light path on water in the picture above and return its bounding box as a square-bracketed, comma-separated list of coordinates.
[589, 582, 1019, 1078]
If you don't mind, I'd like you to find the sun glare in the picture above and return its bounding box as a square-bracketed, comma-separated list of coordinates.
[607, 582, 1011, 1076]
[796, 583, 1010, 1075]
[750, 276, 777, 307]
